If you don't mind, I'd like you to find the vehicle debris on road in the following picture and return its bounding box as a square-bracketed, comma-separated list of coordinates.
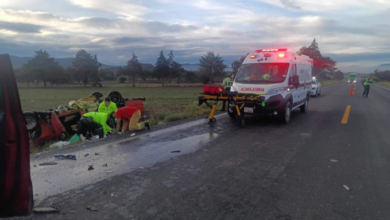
[33, 207, 60, 214]
[95, 152, 101, 156]
[84, 153, 89, 157]
[39, 162, 58, 166]
[171, 150, 181, 153]
[86, 206, 98, 211]
[330, 159, 338, 163]
[54, 154, 76, 160]
[88, 165, 94, 171]
[343, 185, 351, 191]
[103, 163, 108, 167]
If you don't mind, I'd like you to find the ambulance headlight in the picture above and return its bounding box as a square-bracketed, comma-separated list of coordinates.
[267, 87, 284, 95]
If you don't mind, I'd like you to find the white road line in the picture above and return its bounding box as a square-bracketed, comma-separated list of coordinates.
[373, 84, 390, 91]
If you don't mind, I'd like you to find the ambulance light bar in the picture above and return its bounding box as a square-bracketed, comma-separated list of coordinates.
[256, 48, 287, 53]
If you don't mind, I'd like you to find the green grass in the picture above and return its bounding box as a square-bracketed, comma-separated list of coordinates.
[378, 81, 390, 88]
[19, 86, 203, 115]
[320, 80, 343, 87]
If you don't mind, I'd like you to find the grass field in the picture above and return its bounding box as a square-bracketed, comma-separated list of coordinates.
[18, 86, 217, 126]
[378, 81, 390, 88]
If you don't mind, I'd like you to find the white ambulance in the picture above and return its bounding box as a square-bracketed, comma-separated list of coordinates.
[229, 48, 313, 124]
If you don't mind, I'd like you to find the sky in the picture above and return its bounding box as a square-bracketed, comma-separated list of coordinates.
[0, 0, 389, 73]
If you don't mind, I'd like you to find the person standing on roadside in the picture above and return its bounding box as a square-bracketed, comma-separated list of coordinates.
[221, 75, 234, 111]
[362, 76, 373, 98]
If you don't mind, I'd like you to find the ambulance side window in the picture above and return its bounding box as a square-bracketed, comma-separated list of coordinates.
[291, 64, 297, 76]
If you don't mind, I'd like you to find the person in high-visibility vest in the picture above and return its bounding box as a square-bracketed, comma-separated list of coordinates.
[98, 97, 117, 115]
[76, 112, 113, 140]
[221, 75, 234, 111]
[362, 76, 373, 98]
[98, 97, 117, 128]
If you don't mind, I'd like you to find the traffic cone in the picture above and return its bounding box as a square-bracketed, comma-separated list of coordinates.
[349, 83, 354, 95]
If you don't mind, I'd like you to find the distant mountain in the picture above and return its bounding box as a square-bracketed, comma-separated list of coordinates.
[377, 64, 390, 71]
[10, 55, 117, 69]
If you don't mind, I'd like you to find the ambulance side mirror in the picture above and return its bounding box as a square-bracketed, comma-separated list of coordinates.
[290, 75, 300, 86]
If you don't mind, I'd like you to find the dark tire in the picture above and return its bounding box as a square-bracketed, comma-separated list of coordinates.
[24, 112, 39, 131]
[91, 92, 103, 100]
[280, 101, 292, 124]
[318, 89, 321, 96]
[29, 126, 42, 142]
[107, 91, 123, 104]
[313, 89, 317, 97]
[228, 111, 237, 119]
[300, 96, 309, 113]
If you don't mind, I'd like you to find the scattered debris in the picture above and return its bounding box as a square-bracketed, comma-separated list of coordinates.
[84, 153, 89, 157]
[330, 159, 338, 163]
[102, 163, 108, 167]
[95, 152, 101, 156]
[54, 154, 76, 160]
[111, 193, 114, 197]
[131, 133, 136, 137]
[86, 206, 98, 211]
[171, 150, 181, 153]
[33, 207, 60, 214]
[39, 162, 57, 166]
[343, 185, 351, 191]
[50, 141, 70, 149]
[88, 165, 94, 171]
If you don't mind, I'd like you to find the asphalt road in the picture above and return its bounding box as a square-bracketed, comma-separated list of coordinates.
[19, 82, 390, 220]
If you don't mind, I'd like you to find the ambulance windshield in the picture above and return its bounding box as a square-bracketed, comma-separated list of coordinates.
[235, 63, 289, 84]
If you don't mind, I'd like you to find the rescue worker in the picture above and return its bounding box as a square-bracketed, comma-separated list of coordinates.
[362, 76, 373, 98]
[98, 97, 117, 128]
[98, 97, 117, 115]
[115, 106, 150, 134]
[76, 112, 113, 140]
[221, 75, 233, 111]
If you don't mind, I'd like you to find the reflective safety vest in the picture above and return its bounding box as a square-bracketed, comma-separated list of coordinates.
[224, 78, 232, 89]
[83, 112, 112, 135]
[364, 78, 373, 86]
[98, 102, 117, 115]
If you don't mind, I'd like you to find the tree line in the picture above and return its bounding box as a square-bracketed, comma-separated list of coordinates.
[15, 39, 342, 87]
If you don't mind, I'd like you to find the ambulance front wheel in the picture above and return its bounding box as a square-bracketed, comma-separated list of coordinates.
[280, 101, 292, 124]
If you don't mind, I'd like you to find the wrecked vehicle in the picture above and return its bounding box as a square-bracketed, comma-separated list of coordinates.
[24, 91, 145, 146]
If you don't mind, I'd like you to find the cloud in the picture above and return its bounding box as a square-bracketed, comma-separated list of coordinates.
[0, 21, 42, 33]
[280, 0, 301, 9]
[67, 0, 147, 18]
[0, 0, 389, 73]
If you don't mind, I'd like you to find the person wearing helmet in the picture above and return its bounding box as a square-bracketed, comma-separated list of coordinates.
[221, 75, 234, 111]
[57, 105, 67, 113]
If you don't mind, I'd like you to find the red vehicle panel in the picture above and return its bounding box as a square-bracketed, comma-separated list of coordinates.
[203, 85, 225, 95]
[0, 54, 33, 217]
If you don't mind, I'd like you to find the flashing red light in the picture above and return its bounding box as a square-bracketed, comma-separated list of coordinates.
[256, 48, 287, 53]
[249, 55, 256, 59]
[278, 53, 285, 58]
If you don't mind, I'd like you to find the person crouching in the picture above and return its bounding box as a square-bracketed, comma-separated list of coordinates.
[115, 106, 150, 134]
